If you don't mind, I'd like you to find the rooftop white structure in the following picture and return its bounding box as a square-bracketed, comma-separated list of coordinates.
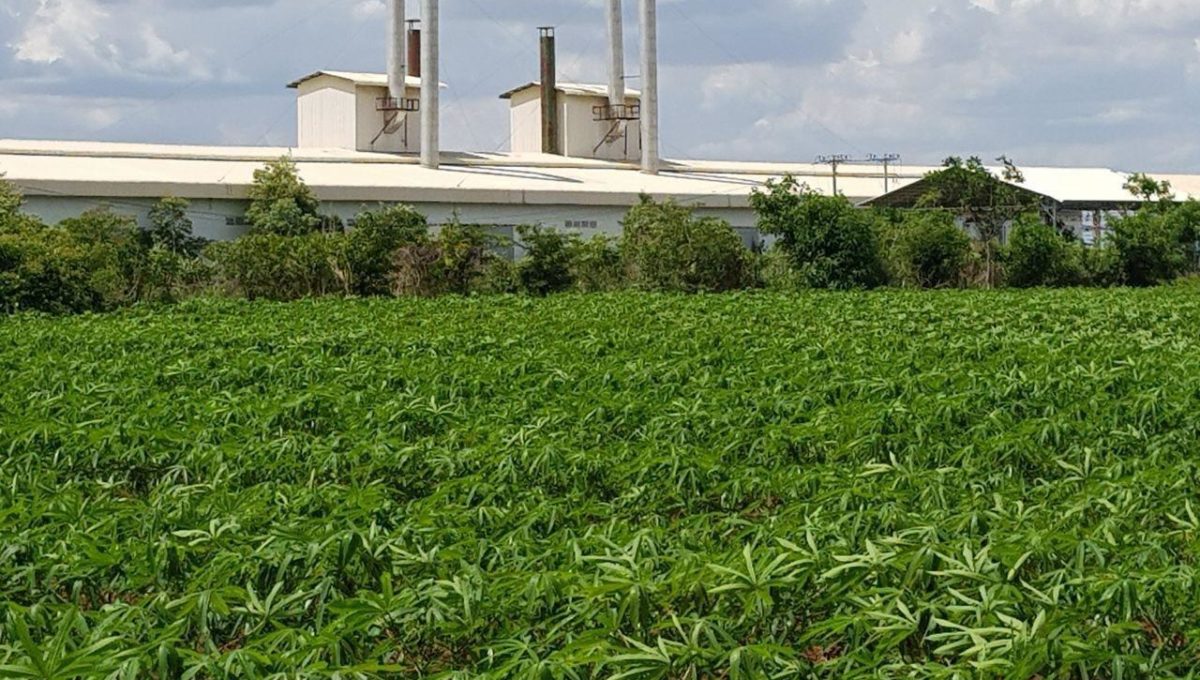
[501, 82, 642, 162]
[288, 71, 443, 154]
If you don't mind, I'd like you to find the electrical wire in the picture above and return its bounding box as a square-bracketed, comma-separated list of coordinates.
[666, 3, 866, 156]
[86, 0, 349, 137]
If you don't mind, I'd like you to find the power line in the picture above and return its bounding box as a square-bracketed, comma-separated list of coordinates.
[666, 3, 866, 156]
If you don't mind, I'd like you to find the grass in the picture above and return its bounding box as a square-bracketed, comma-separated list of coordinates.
[2, 290, 1200, 678]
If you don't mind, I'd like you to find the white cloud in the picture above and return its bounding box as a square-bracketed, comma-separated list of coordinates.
[9, 0, 211, 80]
[353, 1, 385, 21]
[11, 0, 109, 64]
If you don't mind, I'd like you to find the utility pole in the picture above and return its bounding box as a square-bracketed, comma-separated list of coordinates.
[817, 153, 902, 196]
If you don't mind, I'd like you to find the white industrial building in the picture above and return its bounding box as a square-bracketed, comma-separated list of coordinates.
[0, 0, 1196, 247]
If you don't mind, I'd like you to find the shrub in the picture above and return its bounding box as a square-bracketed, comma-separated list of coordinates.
[756, 246, 805, 292]
[246, 158, 322, 236]
[208, 232, 348, 301]
[347, 204, 428, 296]
[148, 197, 205, 257]
[1109, 210, 1190, 287]
[0, 174, 23, 223]
[58, 208, 151, 308]
[622, 197, 750, 293]
[516, 225, 574, 296]
[889, 211, 971, 288]
[389, 220, 503, 297]
[476, 257, 521, 295]
[0, 218, 99, 314]
[568, 234, 624, 293]
[1005, 215, 1083, 288]
[751, 176, 885, 289]
[435, 220, 503, 295]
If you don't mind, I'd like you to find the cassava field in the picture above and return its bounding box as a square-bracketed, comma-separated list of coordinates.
[3, 290, 1200, 679]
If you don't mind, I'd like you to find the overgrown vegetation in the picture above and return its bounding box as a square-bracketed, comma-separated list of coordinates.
[622, 196, 751, 293]
[752, 176, 886, 290]
[5, 291, 1200, 676]
[4, 156, 1200, 315]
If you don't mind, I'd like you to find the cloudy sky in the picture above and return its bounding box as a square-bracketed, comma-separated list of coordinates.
[2, 0, 1199, 171]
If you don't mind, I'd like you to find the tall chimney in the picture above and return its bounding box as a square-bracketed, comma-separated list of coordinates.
[387, 0, 407, 102]
[420, 0, 439, 169]
[407, 20, 421, 79]
[607, 0, 625, 109]
[539, 27, 560, 155]
[640, 0, 659, 174]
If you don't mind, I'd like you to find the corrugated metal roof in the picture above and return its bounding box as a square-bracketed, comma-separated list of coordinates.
[499, 82, 642, 100]
[0, 139, 924, 207]
[1146, 174, 1200, 201]
[863, 165, 1198, 207]
[286, 70, 444, 89]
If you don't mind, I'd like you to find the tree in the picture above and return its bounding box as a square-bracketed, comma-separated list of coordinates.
[59, 208, 150, 307]
[1006, 215, 1083, 288]
[568, 234, 623, 292]
[245, 157, 322, 236]
[516, 225, 575, 296]
[0, 174, 22, 222]
[147, 197, 204, 257]
[1109, 209, 1192, 286]
[1124, 173, 1175, 206]
[750, 176, 885, 290]
[890, 211, 972, 288]
[347, 204, 428, 296]
[917, 157, 1037, 288]
[622, 196, 751, 293]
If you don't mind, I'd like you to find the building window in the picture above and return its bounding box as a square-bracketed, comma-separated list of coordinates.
[565, 219, 598, 229]
[225, 216, 252, 227]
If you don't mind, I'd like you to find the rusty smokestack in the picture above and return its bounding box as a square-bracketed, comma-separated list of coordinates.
[539, 27, 560, 155]
[407, 20, 421, 80]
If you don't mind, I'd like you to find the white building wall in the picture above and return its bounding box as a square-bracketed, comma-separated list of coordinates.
[508, 90, 543, 153]
[19, 195, 761, 250]
[354, 84, 422, 154]
[562, 95, 639, 162]
[297, 84, 356, 150]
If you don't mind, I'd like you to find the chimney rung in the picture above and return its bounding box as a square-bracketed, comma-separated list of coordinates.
[593, 103, 641, 122]
[377, 97, 421, 112]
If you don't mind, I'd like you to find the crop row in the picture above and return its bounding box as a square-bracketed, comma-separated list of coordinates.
[2, 290, 1200, 677]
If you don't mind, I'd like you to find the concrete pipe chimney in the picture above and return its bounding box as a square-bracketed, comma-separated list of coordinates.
[420, 0, 439, 169]
[387, 0, 407, 102]
[607, 0, 625, 109]
[640, 0, 659, 175]
[407, 20, 421, 80]
[539, 27, 560, 156]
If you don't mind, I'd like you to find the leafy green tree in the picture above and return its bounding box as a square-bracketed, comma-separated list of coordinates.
[208, 232, 348, 300]
[147, 197, 205, 257]
[347, 204, 428, 296]
[0, 174, 23, 223]
[891, 211, 972, 288]
[245, 157, 322, 236]
[1006, 215, 1083, 287]
[1109, 209, 1192, 286]
[59, 208, 151, 307]
[516, 225, 575, 296]
[917, 156, 1037, 288]
[433, 219, 505, 295]
[568, 234, 624, 292]
[750, 176, 885, 290]
[622, 196, 750, 293]
[1124, 173, 1175, 206]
